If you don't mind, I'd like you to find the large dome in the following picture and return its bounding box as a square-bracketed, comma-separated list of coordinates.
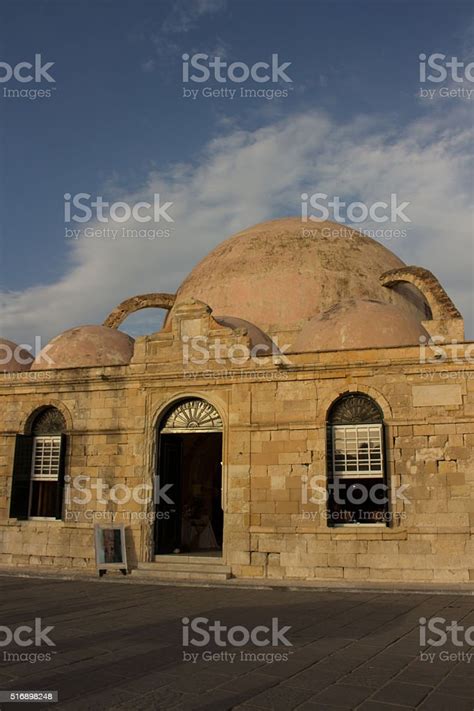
[172, 218, 429, 339]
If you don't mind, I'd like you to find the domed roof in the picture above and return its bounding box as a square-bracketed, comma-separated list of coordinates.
[214, 316, 277, 351]
[31, 325, 134, 370]
[172, 217, 429, 338]
[294, 299, 430, 352]
[0, 339, 33, 372]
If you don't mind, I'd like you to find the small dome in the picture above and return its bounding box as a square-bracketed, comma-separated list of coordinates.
[214, 316, 277, 352]
[293, 300, 429, 352]
[31, 325, 134, 370]
[0, 339, 33, 372]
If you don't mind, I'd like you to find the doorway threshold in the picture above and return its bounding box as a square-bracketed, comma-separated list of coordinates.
[154, 550, 222, 561]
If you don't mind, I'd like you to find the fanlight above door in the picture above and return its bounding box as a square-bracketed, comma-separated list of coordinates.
[160, 399, 223, 433]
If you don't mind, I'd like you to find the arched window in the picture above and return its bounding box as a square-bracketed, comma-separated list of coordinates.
[10, 407, 67, 520]
[327, 393, 388, 526]
[160, 399, 223, 433]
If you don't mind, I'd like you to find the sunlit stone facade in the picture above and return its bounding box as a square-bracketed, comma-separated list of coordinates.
[1, 219, 473, 583]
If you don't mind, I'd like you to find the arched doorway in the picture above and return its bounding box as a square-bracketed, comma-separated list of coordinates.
[155, 398, 223, 556]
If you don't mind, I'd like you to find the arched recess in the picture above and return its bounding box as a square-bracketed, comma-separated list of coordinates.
[21, 400, 73, 435]
[153, 396, 225, 557]
[103, 293, 176, 329]
[327, 393, 383, 425]
[320, 385, 393, 424]
[160, 398, 223, 433]
[380, 266, 461, 321]
[152, 391, 228, 434]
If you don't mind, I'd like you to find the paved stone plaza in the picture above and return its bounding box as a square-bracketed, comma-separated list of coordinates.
[0, 578, 473, 709]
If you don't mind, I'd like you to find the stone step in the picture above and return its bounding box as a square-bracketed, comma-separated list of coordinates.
[133, 568, 231, 582]
[153, 554, 225, 565]
[138, 561, 231, 575]
[134, 555, 232, 582]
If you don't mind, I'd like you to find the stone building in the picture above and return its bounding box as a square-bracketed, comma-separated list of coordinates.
[1, 218, 473, 583]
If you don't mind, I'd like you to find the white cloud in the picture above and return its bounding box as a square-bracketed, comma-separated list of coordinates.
[162, 0, 226, 35]
[2, 106, 473, 348]
[141, 59, 156, 73]
[150, 0, 227, 59]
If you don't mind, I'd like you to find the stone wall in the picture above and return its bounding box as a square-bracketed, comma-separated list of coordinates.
[0, 340, 473, 583]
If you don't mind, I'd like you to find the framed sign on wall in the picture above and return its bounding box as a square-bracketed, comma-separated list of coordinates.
[94, 523, 128, 576]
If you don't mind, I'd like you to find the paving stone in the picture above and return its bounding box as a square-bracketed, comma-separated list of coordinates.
[395, 660, 452, 685]
[244, 684, 313, 709]
[170, 670, 231, 693]
[309, 682, 372, 707]
[173, 689, 242, 710]
[360, 654, 412, 673]
[283, 666, 341, 691]
[219, 672, 277, 694]
[114, 685, 187, 709]
[106, 670, 177, 695]
[338, 666, 396, 688]
[436, 673, 474, 699]
[357, 703, 416, 711]
[294, 704, 347, 711]
[417, 692, 474, 711]
[55, 686, 138, 711]
[372, 680, 432, 706]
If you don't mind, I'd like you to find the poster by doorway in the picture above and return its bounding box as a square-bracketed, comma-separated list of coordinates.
[94, 523, 128, 576]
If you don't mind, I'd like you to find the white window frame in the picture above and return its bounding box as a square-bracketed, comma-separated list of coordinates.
[332, 424, 383, 477]
[28, 435, 61, 520]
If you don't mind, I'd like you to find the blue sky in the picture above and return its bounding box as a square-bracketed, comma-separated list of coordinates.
[1, 0, 473, 344]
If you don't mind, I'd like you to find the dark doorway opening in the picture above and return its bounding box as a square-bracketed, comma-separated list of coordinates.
[155, 432, 223, 555]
